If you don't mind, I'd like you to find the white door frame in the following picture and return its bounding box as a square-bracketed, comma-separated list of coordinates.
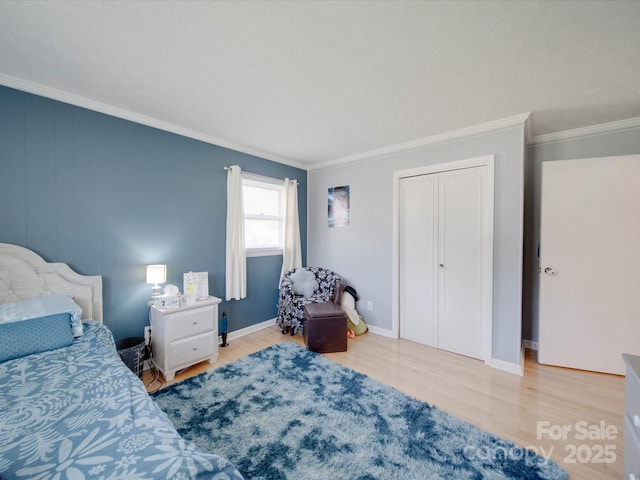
[392, 155, 495, 363]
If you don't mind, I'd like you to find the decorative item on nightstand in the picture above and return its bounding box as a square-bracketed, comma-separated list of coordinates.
[153, 284, 180, 309]
[150, 296, 222, 381]
[146, 264, 167, 297]
[220, 311, 229, 347]
[184, 271, 209, 304]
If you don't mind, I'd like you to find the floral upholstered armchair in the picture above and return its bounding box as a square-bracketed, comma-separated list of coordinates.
[277, 267, 342, 335]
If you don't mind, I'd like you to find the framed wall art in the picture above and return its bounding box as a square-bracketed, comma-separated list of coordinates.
[328, 185, 350, 228]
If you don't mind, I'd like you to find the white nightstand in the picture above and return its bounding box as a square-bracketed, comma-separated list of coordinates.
[623, 353, 640, 480]
[150, 296, 221, 381]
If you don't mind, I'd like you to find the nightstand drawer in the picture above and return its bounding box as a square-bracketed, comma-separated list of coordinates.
[624, 413, 640, 479]
[626, 365, 640, 418]
[170, 330, 216, 368]
[624, 372, 640, 440]
[168, 306, 215, 341]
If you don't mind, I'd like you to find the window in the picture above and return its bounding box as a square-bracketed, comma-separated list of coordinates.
[242, 174, 285, 256]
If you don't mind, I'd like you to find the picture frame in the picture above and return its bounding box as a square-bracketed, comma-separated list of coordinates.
[328, 185, 350, 228]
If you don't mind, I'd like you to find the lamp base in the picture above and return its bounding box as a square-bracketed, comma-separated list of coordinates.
[151, 284, 162, 297]
[220, 332, 228, 347]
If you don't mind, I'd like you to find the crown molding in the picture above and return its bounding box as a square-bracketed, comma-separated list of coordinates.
[308, 112, 531, 172]
[0, 72, 307, 170]
[531, 116, 640, 146]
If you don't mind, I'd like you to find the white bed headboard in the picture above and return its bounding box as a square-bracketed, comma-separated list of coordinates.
[0, 243, 103, 322]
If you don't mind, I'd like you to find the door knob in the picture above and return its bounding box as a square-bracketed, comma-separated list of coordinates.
[544, 267, 557, 277]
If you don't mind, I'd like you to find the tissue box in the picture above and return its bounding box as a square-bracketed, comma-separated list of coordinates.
[154, 294, 180, 309]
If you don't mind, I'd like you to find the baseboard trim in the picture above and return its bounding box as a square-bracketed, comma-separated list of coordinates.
[367, 326, 524, 375]
[223, 318, 277, 342]
[148, 315, 527, 377]
[487, 357, 524, 376]
[220, 317, 397, 342]
[522, 339, 539, 351]
[223, 317, 396, 341]
[366, 324, 395, 338]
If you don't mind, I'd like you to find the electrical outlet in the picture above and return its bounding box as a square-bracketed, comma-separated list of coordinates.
[144, 326, 151, 346]
[367, 301, 373, 311]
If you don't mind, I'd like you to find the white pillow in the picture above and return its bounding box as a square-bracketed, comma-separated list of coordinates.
[290, 268, 319, 298]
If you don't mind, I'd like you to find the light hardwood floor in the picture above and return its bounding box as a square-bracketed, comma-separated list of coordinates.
[144, 326, 625, 480]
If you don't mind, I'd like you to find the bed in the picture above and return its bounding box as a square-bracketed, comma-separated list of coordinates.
[0, 243, 244, 479]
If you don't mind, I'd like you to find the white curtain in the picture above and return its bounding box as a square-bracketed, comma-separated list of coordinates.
[280, 178, 302, 281]
[225, 165, 247, 300]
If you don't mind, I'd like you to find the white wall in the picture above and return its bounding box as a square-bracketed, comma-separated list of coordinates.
[308, 125, 526, 367]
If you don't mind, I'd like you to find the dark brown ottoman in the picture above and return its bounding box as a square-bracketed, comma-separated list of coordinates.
[303, 302, 348, 353]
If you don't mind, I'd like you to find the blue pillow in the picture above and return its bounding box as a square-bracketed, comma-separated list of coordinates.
[0, 294, 83, 337]
[0, 313, 74, 362]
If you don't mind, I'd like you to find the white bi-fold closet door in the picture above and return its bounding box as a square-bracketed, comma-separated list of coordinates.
[399, 164, 491, 360]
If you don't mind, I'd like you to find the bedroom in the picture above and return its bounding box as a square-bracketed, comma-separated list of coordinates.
[1, 1, 639, 479]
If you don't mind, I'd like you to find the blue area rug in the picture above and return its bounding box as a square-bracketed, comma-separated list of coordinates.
[153, 342, 567, 480]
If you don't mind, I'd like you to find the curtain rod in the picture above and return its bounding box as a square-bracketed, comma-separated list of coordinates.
[224, 166, 299, 186]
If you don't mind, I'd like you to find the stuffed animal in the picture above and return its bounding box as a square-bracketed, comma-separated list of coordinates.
[340, 287, 367, 337]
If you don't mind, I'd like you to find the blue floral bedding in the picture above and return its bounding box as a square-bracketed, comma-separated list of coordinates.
[0, 321, 244, 479]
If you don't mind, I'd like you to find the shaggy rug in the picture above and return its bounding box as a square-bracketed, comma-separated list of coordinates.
[152, 342, 567, 480]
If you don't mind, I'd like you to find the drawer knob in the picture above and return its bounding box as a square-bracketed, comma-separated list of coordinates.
[634, 415, 640, 427]
[193, 321, 197, 325]
[193, 347, 198, 351]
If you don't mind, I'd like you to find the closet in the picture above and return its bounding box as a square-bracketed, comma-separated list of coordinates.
[399, 164, 492, 360]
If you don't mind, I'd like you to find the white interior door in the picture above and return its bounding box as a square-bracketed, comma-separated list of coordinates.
[399, 165, 488, 360]
[438, 167, 486, 359]
[399, 174, 438, 346]
[539, 155, 640, 375]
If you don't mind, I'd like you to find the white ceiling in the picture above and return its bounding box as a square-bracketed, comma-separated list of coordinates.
[1, 1, 639, 168]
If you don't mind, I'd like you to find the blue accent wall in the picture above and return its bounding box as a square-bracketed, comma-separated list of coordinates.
[0, 85, 307, 339]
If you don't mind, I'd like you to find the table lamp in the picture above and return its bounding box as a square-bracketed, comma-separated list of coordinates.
[146, 264, 167, 297]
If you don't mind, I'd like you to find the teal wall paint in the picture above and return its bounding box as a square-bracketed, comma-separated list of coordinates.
[0, 85, 307, 339]
[523, 127, 640, 343]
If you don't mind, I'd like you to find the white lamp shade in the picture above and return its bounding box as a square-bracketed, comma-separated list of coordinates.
[146, 264, 167, 285]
